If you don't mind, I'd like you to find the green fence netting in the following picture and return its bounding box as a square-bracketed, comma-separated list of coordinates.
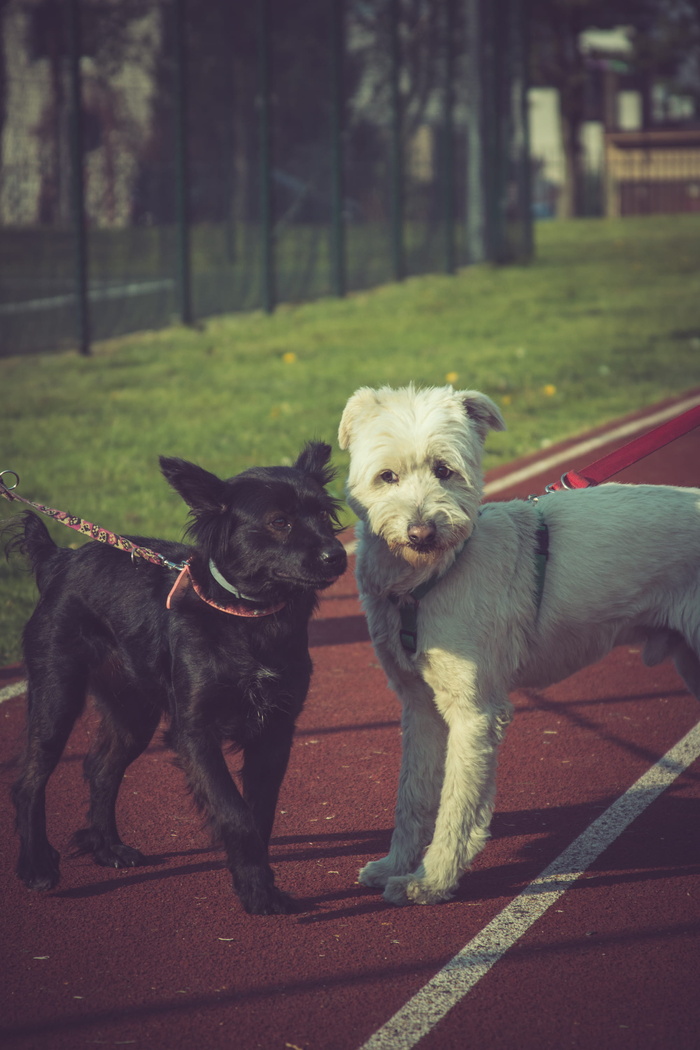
[0, 0, 532, 356]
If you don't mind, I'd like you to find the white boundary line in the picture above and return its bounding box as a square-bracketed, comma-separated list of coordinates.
[484, 392, 700, 496]
[359, 720, 700, 1050]
[0, 679, 26, 704]
[0, 278, 175, 316]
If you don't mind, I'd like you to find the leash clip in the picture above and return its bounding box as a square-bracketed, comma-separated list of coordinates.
[545, 473, 573, 493]
[0, 469, 20, 499]
[545, 471, 598, 493]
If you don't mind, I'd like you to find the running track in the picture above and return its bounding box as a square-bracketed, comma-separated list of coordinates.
[2, 391, 700, 1050]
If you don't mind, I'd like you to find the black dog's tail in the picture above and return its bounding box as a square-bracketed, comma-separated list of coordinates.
[4, 512, 65, 591]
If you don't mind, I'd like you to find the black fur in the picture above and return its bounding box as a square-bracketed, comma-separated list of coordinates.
[5, 442, 346, 914]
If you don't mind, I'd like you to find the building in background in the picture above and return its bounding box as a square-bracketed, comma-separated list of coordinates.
[528, 25, 700, 218]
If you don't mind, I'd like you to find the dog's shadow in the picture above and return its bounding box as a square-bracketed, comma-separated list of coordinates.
[309, 615, 370, 647]
[52, 828, 391, 906]
[52, 792, 700, 916]
[53, 846, 225, 899]
[463, 791, 700, 902]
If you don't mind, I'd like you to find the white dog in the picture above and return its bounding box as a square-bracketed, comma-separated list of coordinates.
[338, 384, 700, 905]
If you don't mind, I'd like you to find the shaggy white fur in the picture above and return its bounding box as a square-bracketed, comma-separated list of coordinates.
[339, 384, 700, 905]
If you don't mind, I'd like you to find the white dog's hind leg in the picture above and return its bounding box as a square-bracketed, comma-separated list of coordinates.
[641, 629, 700, 701]
[643, 630, 700, 701]
[673, 641, 700, 701]
[359, 688, 447, 890]
[383, 699, 510, 906]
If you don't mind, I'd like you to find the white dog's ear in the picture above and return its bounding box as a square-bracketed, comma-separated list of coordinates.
[458, 390, 507, 439]
[338, 387, 381, 450]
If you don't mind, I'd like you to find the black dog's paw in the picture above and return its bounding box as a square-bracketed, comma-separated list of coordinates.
[239, 879, 300, 916]
[71, 829, 146, 869]
[17, 845, 61, 891]
[94, 843, 147, 870]
[233, 860, 300, 915]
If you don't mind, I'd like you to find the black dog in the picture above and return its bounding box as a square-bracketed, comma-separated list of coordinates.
[6, 443, 346, 914]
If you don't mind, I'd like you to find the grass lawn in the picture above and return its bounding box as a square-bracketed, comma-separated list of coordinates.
[1, 213, 700, 663]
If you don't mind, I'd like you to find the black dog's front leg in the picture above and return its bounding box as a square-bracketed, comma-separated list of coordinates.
[242, 725, 295, 847]
[177, 730, 296, 915]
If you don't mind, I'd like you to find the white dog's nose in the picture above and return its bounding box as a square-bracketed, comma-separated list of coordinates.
[407, 521, 436, 546]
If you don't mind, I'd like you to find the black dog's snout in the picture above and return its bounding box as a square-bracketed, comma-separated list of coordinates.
[321, 545, 347, 574]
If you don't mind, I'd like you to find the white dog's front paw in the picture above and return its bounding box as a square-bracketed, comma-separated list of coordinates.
[359, 856, 408, 889]
[384, 874, 455, 906]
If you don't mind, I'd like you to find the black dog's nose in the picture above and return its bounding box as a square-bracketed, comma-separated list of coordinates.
[321, 546, 347, 573]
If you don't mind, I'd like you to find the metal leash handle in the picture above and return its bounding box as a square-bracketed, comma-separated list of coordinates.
[0, 469, 20, 494]
[0, 469, 186, 571]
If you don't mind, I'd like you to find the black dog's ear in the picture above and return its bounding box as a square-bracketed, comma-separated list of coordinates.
[159, 456, 229, 513]
[293, 442, 335, 488]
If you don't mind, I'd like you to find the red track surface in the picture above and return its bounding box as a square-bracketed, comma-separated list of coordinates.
[2, 392, 700, 1050]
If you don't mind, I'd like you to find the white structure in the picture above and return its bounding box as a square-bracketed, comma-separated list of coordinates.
[0, 0, 162, 228]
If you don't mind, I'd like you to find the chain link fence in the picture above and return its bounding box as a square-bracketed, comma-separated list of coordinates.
[0, 0, 532, 356]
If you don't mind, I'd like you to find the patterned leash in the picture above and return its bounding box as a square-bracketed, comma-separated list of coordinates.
[0, 469, 187, 572]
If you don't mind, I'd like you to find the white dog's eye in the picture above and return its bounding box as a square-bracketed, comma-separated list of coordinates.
[434, 464, 453, 480]
[379, 470, 399, 484]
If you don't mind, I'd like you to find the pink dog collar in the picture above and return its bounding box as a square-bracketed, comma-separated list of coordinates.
[166, 563, 286, 618]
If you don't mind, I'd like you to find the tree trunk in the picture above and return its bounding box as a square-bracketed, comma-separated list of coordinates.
[558, 85, 585, 218]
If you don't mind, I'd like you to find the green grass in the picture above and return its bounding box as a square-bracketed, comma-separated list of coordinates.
[2, 213, 700, 663]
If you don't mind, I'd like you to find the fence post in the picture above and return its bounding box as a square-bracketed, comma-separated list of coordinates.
[482, 0, 505, 262]
[511, 0, 534, 259]
[465, 0, 486, 264]
[442, 0, 456, 275]
[258, 0, 275, 313]
[389, 0, 404, 281]
[67, 0, 90, 355]
[467, 0, 524, 265]
[330, 0, 346, 298]
[173, 0, 193, 325]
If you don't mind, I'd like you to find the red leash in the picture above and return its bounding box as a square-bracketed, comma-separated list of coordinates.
[545, 401, 700, 491]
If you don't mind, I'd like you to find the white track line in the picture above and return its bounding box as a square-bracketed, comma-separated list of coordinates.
[0, 278, 175, 316]
[484, 392, 700, 496]
[0, 679, 26, 704]
[359, 720, 700, 1050]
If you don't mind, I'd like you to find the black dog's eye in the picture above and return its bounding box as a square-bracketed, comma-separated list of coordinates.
[269, 516, 292, 532]
[434, 464, 453, 480]
[379, 470, 399, 484]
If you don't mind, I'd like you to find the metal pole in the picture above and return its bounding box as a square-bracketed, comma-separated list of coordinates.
[330, 0, 346, 298]
[465, 0, 486, 264]
[442, 0, 456, 274]
[173, 0, 192, 325]
[67, 0, 90, 355]
[511, 0, 533, 259]
[482, 0, 501, 262]
[389, 0, 404, 281]
[495, 7, 513, 263]
[258, 0, 275, 313]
